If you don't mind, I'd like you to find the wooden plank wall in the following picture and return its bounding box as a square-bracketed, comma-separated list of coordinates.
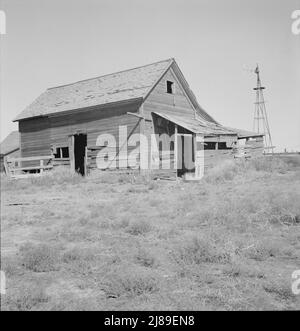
[50, 103, 141, 171]
[242, 138, 264, 158]
[49, 103, 140, 147]
[86, 145, 140, 171]
[142, 68, 196, 178]
[19, 117, 51, 158]
[19, 117, 51, 167]
[18, 103, 141, 171]
[143, 68, 195, 122]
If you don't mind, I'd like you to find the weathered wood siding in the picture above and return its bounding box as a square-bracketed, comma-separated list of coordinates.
[143, 67, 195, 121]
[49, 103, 140, 148]
[141, 67, 196, 177]
[19, 102, 141, 171]
[19, 118, 51, 158]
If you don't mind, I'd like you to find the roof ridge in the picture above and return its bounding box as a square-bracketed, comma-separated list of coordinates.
[47, 58, 174, 91]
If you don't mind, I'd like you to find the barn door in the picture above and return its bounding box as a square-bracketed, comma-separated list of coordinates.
[177, 133, 194, 177]
[73, 134, 87, 176]
[177, 133, 204, 180]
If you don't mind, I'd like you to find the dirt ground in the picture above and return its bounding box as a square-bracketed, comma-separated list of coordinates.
[1, 156, 300, 310]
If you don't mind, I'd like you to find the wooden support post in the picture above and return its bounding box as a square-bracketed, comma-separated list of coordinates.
[40, 159, 44, 174]
[69, 135, 75, 173]
[195, 134, 205, 180]
[84, 146, 88, 176]
[139, 105, 145, 135]
[174, 125, 178, 179]
[139, 104, 147, 173]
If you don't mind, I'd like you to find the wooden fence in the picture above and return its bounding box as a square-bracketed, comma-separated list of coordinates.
[4, 155, 53, 179]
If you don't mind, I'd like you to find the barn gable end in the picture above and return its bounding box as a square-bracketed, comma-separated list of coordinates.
[143, 67, 196, 120]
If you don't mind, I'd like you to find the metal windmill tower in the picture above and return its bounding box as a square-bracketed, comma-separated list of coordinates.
[253, 65, 274, 153]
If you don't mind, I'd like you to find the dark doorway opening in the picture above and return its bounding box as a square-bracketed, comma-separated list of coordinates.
[177, 134, 195, 178]
[74, 134, 87, 176]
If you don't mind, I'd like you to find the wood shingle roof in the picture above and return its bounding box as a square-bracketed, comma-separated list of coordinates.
[14, 58, 174, 121]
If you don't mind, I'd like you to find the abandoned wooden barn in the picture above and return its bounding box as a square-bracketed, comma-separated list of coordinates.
[12, 58, 264, 179]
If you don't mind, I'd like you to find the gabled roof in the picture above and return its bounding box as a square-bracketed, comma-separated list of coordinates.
[14, 58, 174, 121]
[0, 131, 20, 156]
[14, 58, 218, 124]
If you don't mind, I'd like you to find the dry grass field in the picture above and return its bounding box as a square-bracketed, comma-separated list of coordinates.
[1, 156, 300, 311]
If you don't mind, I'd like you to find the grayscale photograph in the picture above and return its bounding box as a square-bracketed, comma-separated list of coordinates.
[0, 0, 299, 313]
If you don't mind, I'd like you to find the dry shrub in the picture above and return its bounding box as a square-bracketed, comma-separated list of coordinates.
[174, 235, 234, 266]
[245, 156, 289, 173]
[118, 171, 155, 185]
[191, 176, 300, 230]
[266, 191, 300, 226]
[148, 181, 159, 190]
[279, 155, 300, 168]
[134, 248, 156, 268]
[118, 173, 137, 184]
[127, 186, 149, 194]
[240, 189, 300, 227]
[88, 170, 120, 184]
[243, 240, 282, 261]
[88, 170, 155, 185]
[61, 247, 97, 276]
[3, 285, 49, 311]
[222, 260, 265, 279]
[203, 155, 297, 184]
[263, 280, 295, 300]
[204, 160, 239, 183]
[20, 243, 60, 272]
[1, 257, 22, 277]
[62, 247, 95, 264]
[102, 264, 160, 298]
[126, 220, 152, 236]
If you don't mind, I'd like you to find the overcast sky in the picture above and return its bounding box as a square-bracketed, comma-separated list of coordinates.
[0, 0, 299, 151]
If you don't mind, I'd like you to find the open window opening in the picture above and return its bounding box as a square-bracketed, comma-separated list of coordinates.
[218, 142, 232, 150]
[203, 141, 233, 150]
[166, 80, 174, 94]
[54, 146, 69, 159]
[204, 142, 217, 150]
